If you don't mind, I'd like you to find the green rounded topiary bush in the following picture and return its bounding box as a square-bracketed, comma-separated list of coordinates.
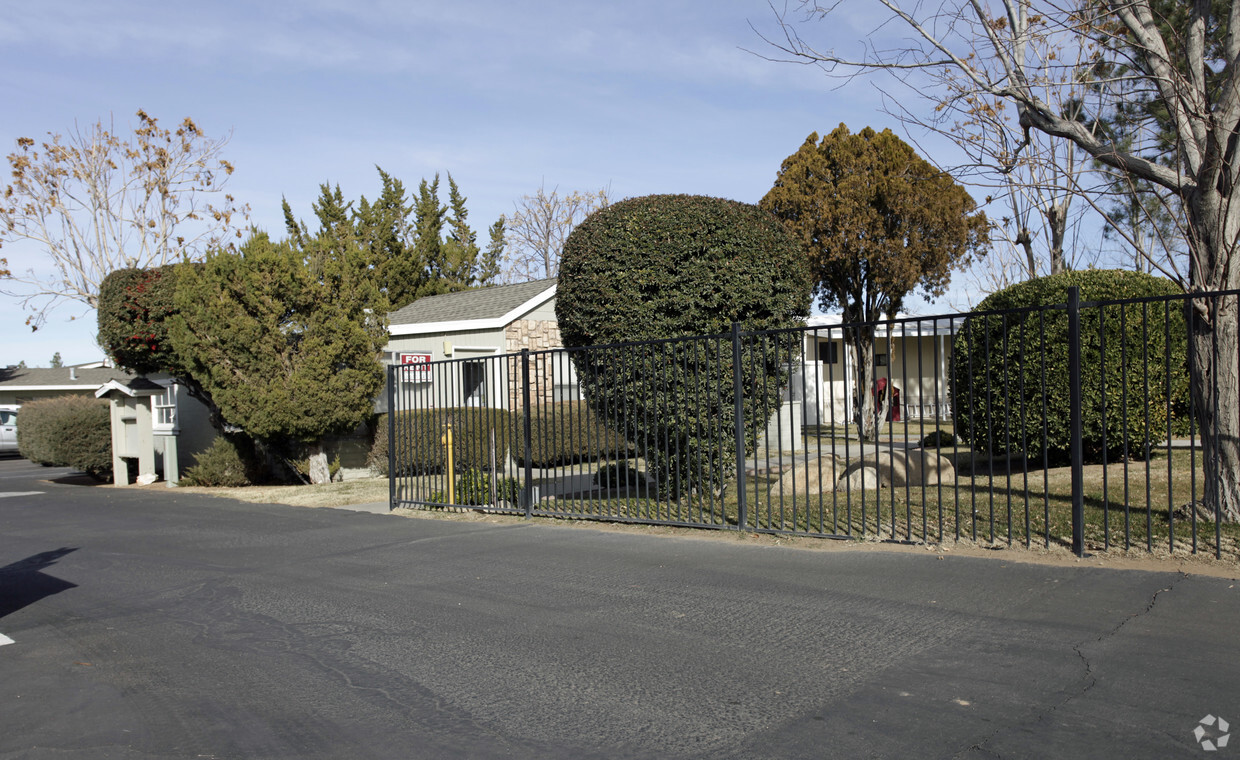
[16, 396, 114, 480]
[920, 429, 957, 449]
[950, 269, 1188, 465]
[180, 436, 256, 487]
[593, 460, 647, 491]
[556, 194, 812, 496]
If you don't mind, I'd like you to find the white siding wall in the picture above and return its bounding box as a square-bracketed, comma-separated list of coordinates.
[384, 328, 510, 411]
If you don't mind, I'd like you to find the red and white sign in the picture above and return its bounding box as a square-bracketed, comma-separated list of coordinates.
[398, 352, 433, 380]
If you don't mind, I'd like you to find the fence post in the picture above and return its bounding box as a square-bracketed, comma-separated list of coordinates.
[521, 348, 534, 518]
[732, 322, 748, 531]
[1068, 286, 1085, 557]
[387, 363, 396, 512]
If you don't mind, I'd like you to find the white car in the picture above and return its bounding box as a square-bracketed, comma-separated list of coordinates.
[0, 405, 17, 453]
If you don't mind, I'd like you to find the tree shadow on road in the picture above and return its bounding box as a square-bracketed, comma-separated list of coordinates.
[0, 547, 79, 619]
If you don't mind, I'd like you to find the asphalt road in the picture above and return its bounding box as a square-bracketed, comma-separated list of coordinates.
[1, 455, 1237, 759]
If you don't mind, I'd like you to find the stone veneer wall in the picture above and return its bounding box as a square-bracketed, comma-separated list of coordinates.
[505, 320, 563, 409]
[505, 319, 563, 353]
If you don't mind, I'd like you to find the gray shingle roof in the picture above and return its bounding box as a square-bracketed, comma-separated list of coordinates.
[387, 279, 555, 326]
[0, 366, 133, 389]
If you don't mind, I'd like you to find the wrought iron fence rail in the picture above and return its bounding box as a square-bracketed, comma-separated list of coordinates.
[389, 288, 1239, 560]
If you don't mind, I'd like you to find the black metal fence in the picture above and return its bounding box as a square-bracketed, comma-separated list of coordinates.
[388, 288, 1240, 559]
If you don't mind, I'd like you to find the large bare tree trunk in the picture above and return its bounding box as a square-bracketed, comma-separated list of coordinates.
[1187, 190, 1240, 523]
[1191, 318, 1240, 523]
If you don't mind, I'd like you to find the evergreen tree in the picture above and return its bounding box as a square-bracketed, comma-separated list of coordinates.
[481, 218, 505, 285]
[441, 175, 475, 284]
[412, 174, 447, 296]
[761, 125, 988, 440]
[312, 183, 353, 236]
[356, 169, 418, 305]
[170, 231, 388, 483]
[49, 352, 62, 368]
[283, 168, 504, 311]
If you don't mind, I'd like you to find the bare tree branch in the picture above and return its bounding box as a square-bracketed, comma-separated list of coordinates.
[0, 110, 248, 329]
[503, 182, 613, 282]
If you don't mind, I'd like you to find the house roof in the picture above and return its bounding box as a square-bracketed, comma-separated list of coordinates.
[387, 279, 557, 336]
[0, 366, 134, 392]
[95, 377, 166, 398]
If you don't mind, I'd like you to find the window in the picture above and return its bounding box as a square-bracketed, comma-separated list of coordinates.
[875, 353, 888, 367]
[153, 385, 177, 430]
[462, 362, 487, 407]
[818, 341, 839, 364]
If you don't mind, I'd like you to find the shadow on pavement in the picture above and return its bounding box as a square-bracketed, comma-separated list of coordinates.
[0, 547, 79, 619]
[47, 473, 106, 486]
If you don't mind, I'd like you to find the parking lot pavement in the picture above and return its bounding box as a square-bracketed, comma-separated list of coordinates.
[1, 457, 1237, 759]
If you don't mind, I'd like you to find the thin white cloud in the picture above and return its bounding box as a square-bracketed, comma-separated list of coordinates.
[0, 0, 977, 362]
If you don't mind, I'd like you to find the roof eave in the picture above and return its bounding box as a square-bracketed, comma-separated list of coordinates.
[94, 379, 163, 399]
[388, 283, 557, 337]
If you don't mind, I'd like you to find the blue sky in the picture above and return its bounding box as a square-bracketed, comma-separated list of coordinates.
[1, 0, 979, 367]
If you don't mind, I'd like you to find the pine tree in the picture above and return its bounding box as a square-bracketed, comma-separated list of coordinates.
[170, 232, 388, 484]
[284, 168, 504, 311]
[441, 174, 482, 288]
[481, 218, 505, 285]
[412, 175, 446, 295]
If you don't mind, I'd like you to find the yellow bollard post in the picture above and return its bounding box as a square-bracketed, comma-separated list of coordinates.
[441, 423, 455, 505]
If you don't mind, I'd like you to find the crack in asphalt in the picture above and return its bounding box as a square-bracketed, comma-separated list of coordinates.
[956, 572, 1186, 759]
[1070, 572, 1184, 698]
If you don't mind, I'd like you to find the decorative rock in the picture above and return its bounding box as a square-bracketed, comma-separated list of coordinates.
[836, 465, 881, 492]
[834, 449, 956, 491]
[767, 455, 844, 500]
[874, 449, 956, 486]
[136, 473, 159, 486]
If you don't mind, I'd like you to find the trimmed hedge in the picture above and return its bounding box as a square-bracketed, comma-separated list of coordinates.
[16, 399, 58, 466]
[373, 402, 633, 477]
[594, 460, 646, 490]
[382, 408, 515, 477]
[16, 396, 113, 480]
[920, 430, 957, 449]
[522, 400, 633, 467]
[97, 266, 183, 375]
[950, 270, 1188, 465]
[556, 194, 812, 496]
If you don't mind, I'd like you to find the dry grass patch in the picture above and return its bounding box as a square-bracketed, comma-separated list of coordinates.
[174, 476, 390, 508]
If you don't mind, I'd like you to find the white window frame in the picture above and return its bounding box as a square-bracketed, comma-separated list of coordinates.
[152, 383, 178, 433]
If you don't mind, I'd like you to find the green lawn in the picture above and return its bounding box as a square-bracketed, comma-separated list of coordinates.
[516, 448, 1238, 561]
[388, 424, 1236, 561]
